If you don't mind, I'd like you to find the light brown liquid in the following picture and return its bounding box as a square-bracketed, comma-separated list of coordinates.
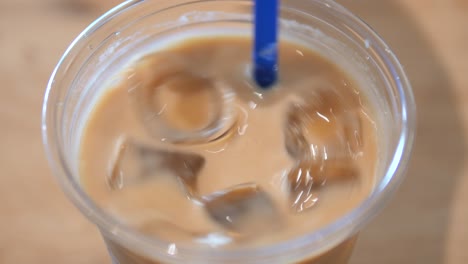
[80, 36, 378, 263]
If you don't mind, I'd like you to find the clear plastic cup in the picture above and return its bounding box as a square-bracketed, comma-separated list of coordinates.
[42, 0, 415, 263]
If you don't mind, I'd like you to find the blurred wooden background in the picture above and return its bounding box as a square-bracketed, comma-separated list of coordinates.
[0, 0, 466, 263]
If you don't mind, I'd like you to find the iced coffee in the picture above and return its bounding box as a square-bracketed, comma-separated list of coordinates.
[79, 36, 377, 263]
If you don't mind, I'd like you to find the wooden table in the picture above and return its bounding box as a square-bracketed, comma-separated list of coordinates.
[0, 0, 466, 263]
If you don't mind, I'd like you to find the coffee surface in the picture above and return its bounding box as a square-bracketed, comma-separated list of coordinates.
[79, 36, 378, 248]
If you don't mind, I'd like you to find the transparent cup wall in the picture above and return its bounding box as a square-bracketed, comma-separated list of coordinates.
[42, 1, 415, 263]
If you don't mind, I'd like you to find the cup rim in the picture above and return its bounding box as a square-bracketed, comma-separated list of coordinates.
[42, 0, 416, 262]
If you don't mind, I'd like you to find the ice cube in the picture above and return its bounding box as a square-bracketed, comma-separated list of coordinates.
[139, 219, 204, 243]
[141, 220, 237, 247]
[286, 158, 358, 213]
[284, 87, 363, 161]
[126, 52, 236, 144]
[203, 183, 281, 235]
[107, 138, 205, 199]
[195, 232, 236, 248]
[342, 110, 363, 156]
[284, 104, 311, 160]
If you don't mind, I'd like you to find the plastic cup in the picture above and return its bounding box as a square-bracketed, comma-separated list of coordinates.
[42, 0, 415, 263]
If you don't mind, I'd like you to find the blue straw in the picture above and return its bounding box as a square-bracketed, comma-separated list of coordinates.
[253, 0, 279, 88]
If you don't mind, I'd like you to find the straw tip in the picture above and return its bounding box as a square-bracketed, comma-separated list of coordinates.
[254, 66, 277, 88]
